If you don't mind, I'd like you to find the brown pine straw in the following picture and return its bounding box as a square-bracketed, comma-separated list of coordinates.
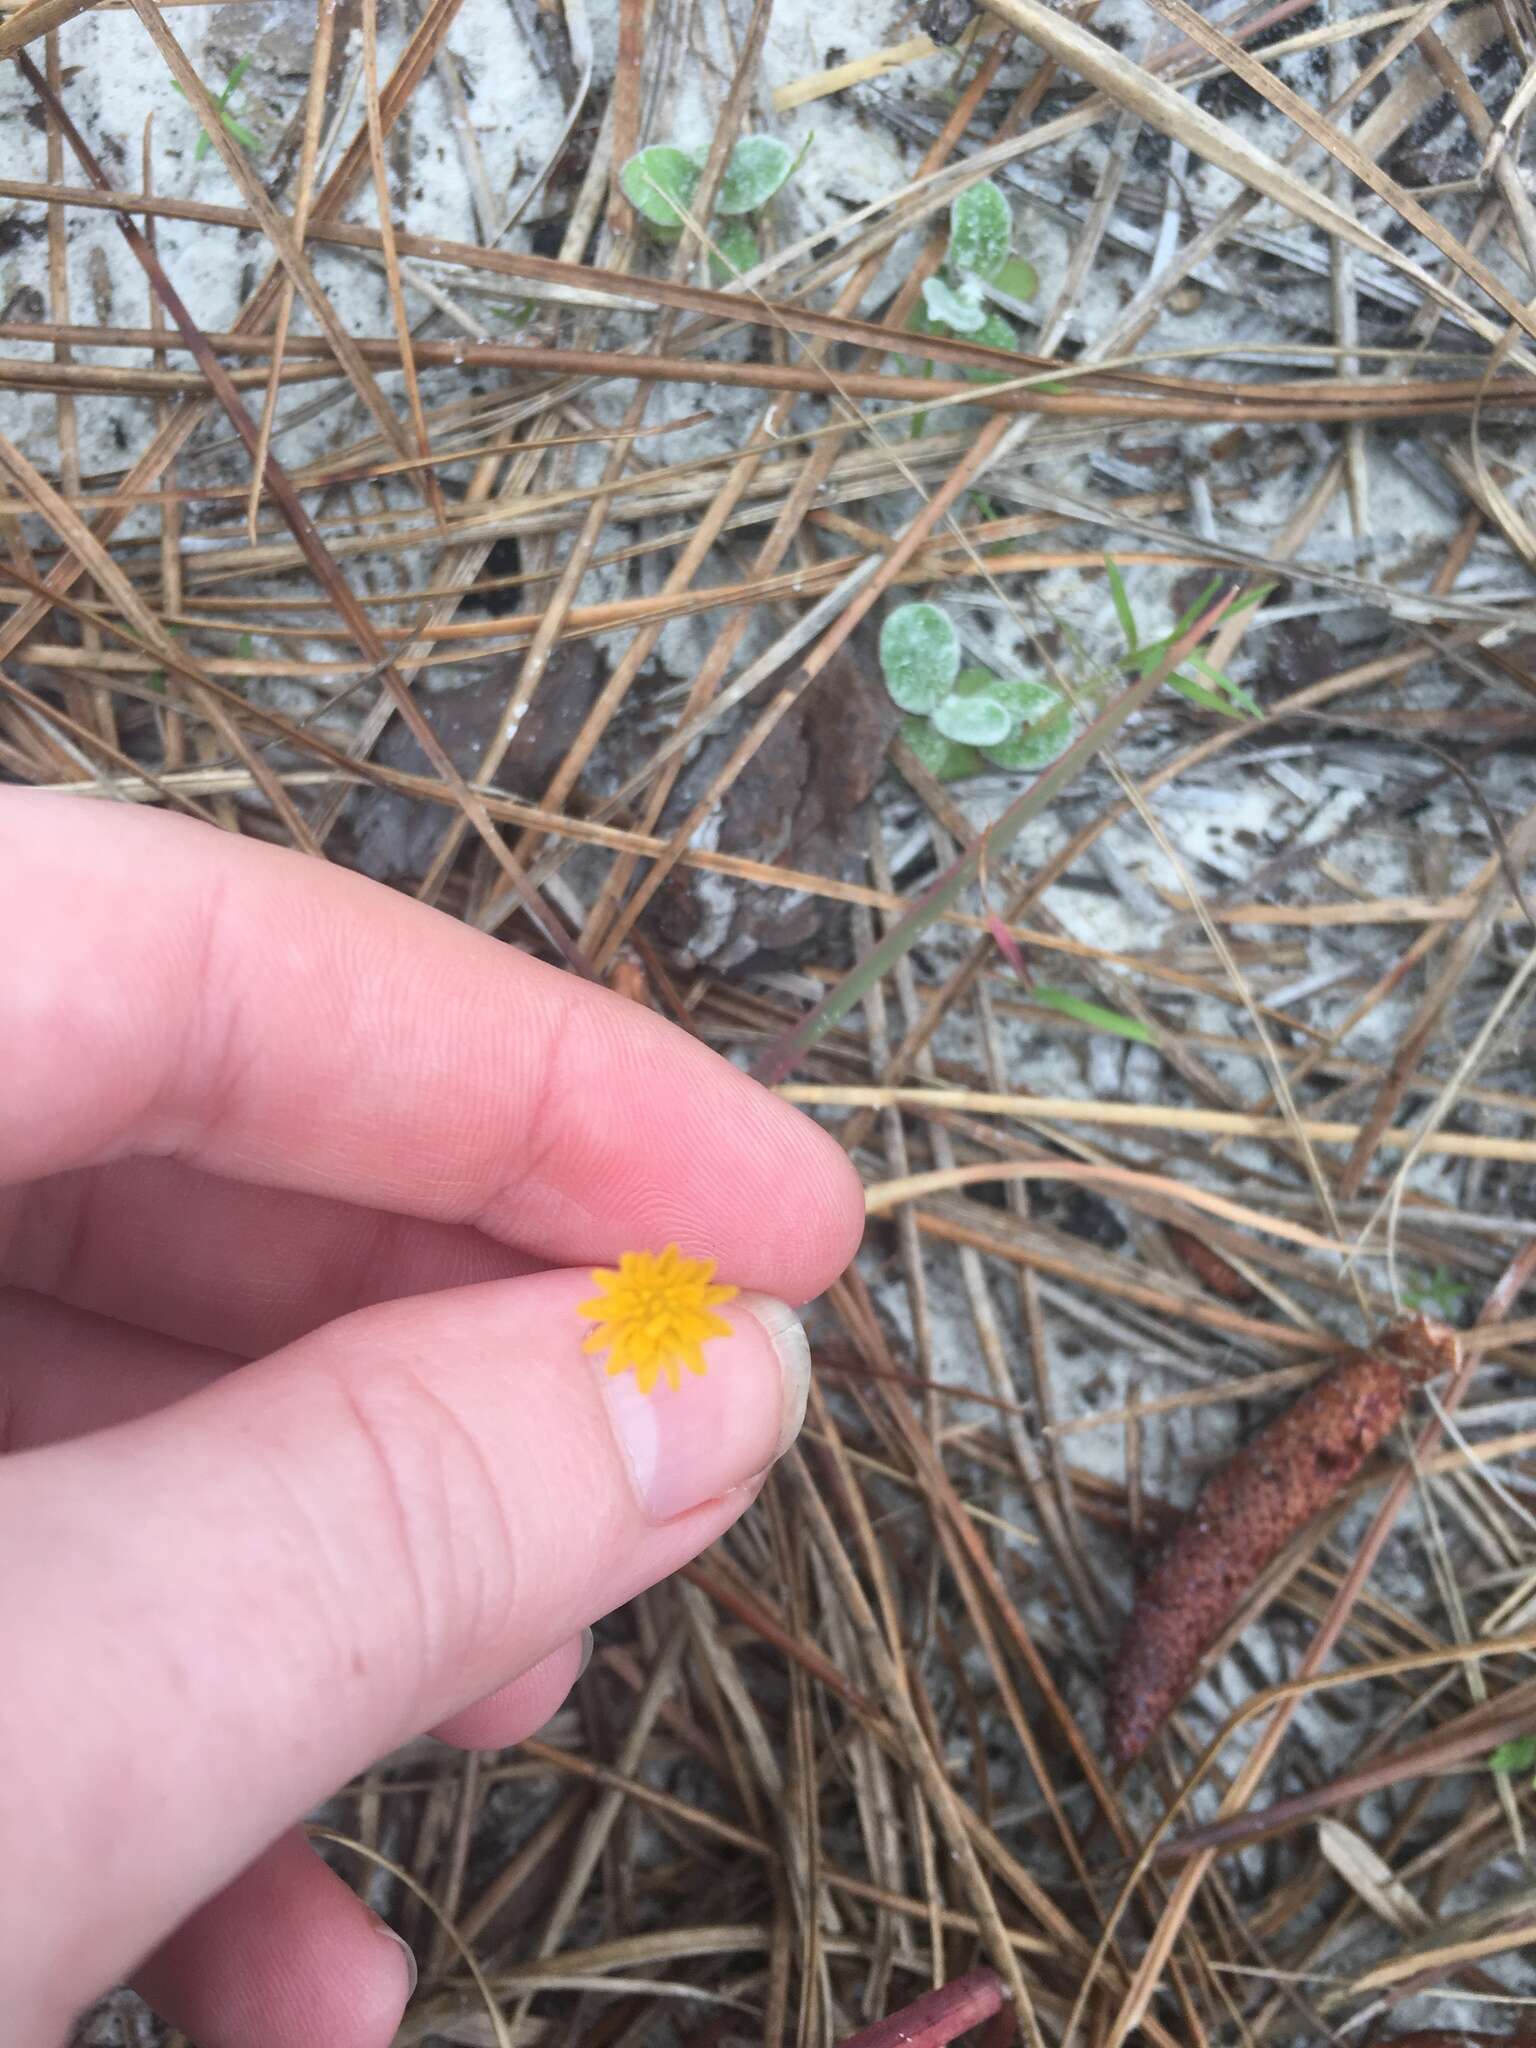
[16, 44, 591, 975]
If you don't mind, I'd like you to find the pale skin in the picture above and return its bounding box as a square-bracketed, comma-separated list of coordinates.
[0, 791, 864, 2047]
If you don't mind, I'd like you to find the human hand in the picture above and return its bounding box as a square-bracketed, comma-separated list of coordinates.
[0, 791, 863, 2046]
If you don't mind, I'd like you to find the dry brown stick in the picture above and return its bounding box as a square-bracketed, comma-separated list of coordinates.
[1109, 0, 1474, 354]
[608, 0, 646, 233]
[836, 1284, 1112, 1904]
[1158, 1674, 1536, 1859]
[0, 0, 96, 58]
[359, 0, 449, 533]
[3, 552, 1224, 664]
[410, 0, 795, 909]
[119, 0, 420, 470]
[245, 0, 336, 542]
[1141, 0, 1536, 342]
[0, 427, 320, 849]
[29, 328, 1534, 425]
[42, 28, 104, 754]
[1336, 797, 1536, 1197]
[140, 114, 188, 781]
[26, 168, 1536, 405]
[15, 47, 590, 969]
[985, 0, 1536, 352]
[0, 663, 216, 820]
[0, 0, 468, 667]
[789, 1403, 1045, 2044]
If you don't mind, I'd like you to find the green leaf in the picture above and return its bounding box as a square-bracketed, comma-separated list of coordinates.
[1187, 651, 1262, 718]
[899, 714, 980, 782]
[1160, 654, 1261, 721]
[716, 134, 795, 215]
[709, 219, 759, 283]
[1029, 987, 1155, 1043]
[1164, 671, 1243, 718]
[992, 254, 1037, 302]
[1404, 1264, 1471, 1317]
[492, 299, 537, 328]
[620, 145, 701, 230]
[1168, 575, 1225, 644]
[988, 675, 1061, 724]
[962, 309, 1018, 382]
[922, 274, 986, 334]
[1105, 555, 1138, 653]
[980, 700, 1073, 769]
[225, 54, 252, 94]
[905, 303, 954, 343]
[222, 116, 262, 150]
[235, 632, 254, 660]
[978, 704, 1073, 770]
[932, 668, 1014, 747]
[1490, 1735, 1536, 1775]
[880, 602, 960, 712]
[948, 178, 1011, 281]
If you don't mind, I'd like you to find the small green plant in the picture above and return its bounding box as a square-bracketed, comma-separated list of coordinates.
[906, 178, 1037, 385]
[1402, 1264, 1471, 1319]
[620, 133, 807, 281]
[172, 55, 263, 161]
[1490, 1734, 1536, 1786]
[880, 600, 1072, 782]
[1105, 557, 1270, 720]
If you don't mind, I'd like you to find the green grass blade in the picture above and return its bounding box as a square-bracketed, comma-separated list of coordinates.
[1030, 987, 1154, 1042]
[1104, 554, 1138, 653]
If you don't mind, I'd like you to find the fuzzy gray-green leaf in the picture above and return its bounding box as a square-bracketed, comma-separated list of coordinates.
[716, 135, 795, 215]
[932, 668, 1014, 747]
[620, 146, 701, 229]
[879, 603, 960, 713]
[948, 179, 1011, 281]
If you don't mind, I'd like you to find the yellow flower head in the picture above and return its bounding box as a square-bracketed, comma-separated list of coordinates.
[580, 1244, 738, 1396]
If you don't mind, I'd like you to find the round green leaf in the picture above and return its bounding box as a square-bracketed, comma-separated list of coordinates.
[932, 668, 1014, 747]
[906, 302, 953, 342]
[987, 676, 1061, 723]
[992, 254, 1038, 303]
[922, 275, 986, 334]
[981, 701, 1073, 769]
[963, 309, 1019, 382]
[900, 715, 980, 781]
[949, 179, 1011, 281]
[620, 146, 700, 229]
[716, 135, 795, 215]
[879, 602, 960, 713]
[709, 218, 759, 282]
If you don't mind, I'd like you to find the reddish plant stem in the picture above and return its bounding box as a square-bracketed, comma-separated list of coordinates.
[833, 1967, 1008, 2048]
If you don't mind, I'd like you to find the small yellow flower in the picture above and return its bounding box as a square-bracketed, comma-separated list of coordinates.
[580, 1244, 739, 1396]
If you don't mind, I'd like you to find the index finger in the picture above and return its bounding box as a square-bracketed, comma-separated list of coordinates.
[1, 793, 863, 1300]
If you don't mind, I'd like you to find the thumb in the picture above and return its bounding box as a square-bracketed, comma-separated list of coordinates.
[0, 1265, 809, 2022]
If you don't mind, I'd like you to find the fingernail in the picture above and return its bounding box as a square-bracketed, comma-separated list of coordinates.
[577, 1624, 595, 1678]
[598, 1293, 810, 1522]
[375, 1921, 418, 2002]
[736, 1293, 812, 1465]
